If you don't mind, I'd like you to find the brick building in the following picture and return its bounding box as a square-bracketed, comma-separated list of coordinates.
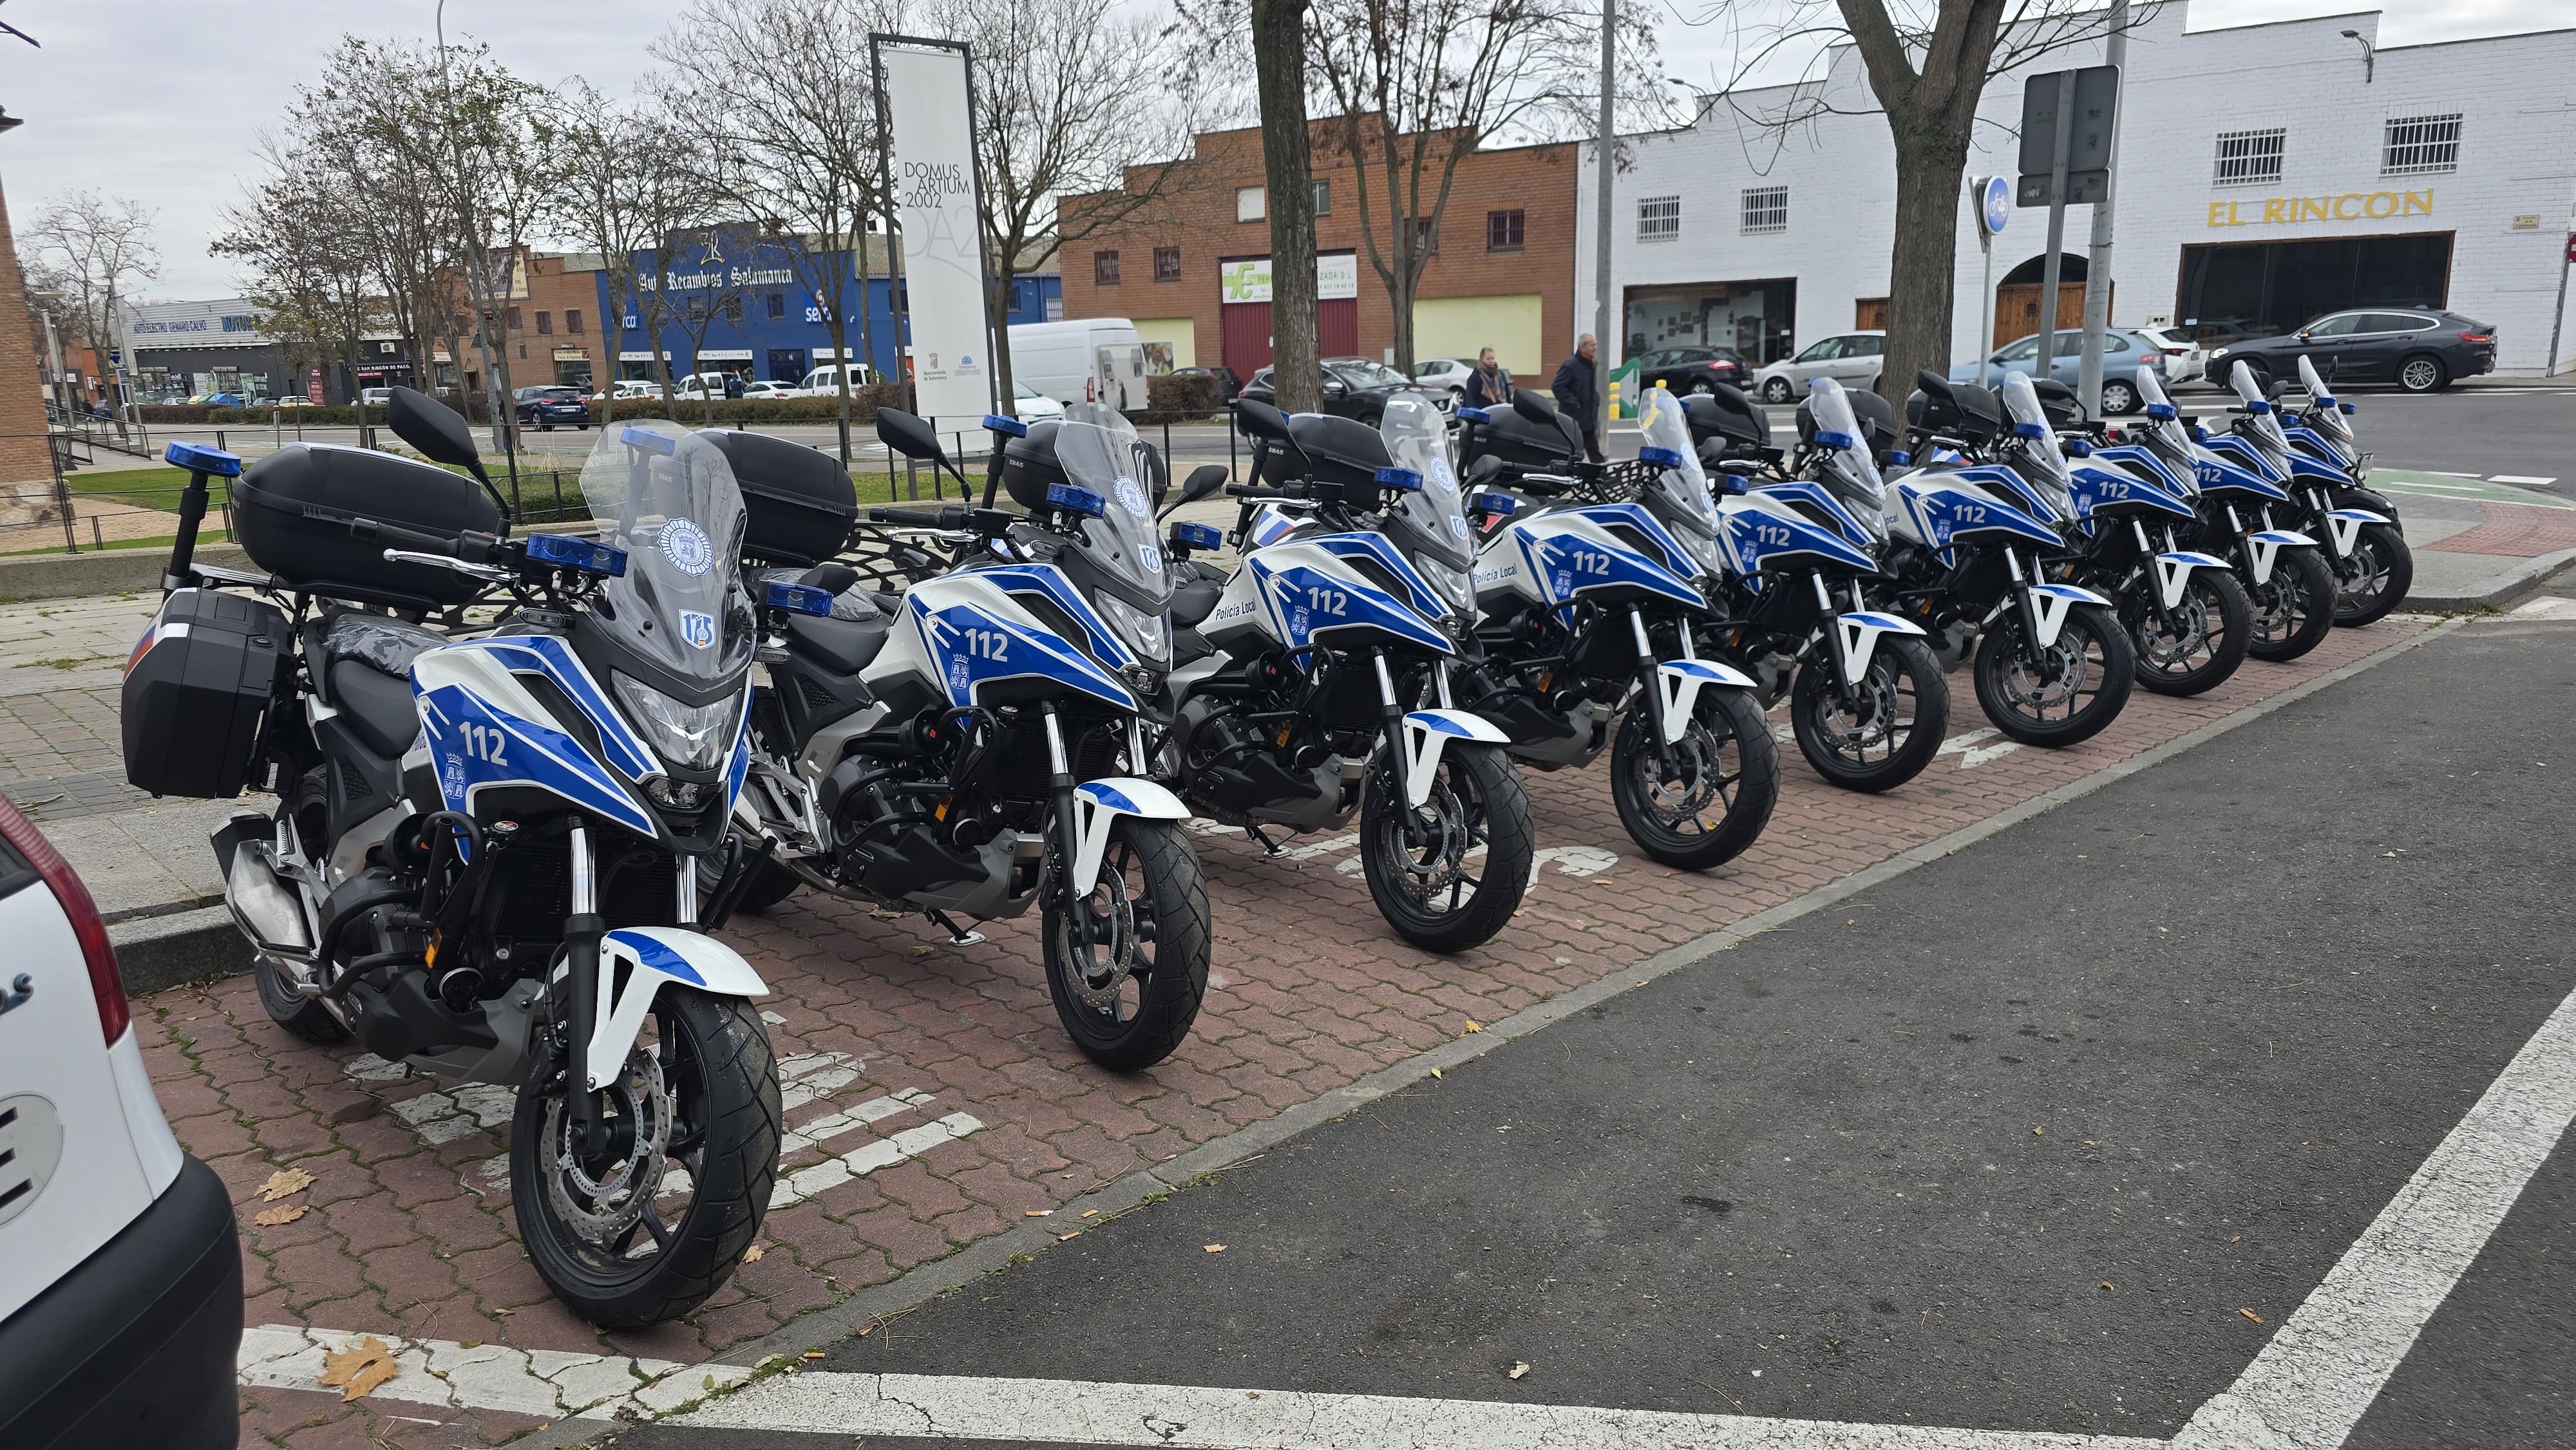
[1059, 121, 1578, 382]
[0, 175, 65, 527]
[494, 251, 607, 391]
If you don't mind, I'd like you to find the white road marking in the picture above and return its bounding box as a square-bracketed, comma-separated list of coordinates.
[236, 1323, 750, 1420]
[676, 1370, 2159, 1447]
[770, 1111, 985, 1209]
[2508, 596, 2576, 620]
[2425, 471, 2485, 478]
[1938, 726, 2023, 769]
[2487, 475, 2556, 486]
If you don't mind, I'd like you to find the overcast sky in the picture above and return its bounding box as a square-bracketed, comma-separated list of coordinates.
[0, 0, 2563, 299]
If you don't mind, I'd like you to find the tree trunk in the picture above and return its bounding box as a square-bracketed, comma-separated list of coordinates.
[1878, 121, 1975, 406]
[823, 267, 854, 464]
[1251, 0, 1320, 415]
[989, 261, 1020, 416]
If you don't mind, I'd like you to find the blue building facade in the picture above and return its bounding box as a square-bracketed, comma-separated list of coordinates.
[598, 232, 1059, 386]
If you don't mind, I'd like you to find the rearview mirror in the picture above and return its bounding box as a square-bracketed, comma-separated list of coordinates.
[1162, 463, 1229, 518]
[874, 408, 947, 466]
[1510, 388, 1557, 428]
[388, 386, 478, 469]
[1463, 454, 1503, 485]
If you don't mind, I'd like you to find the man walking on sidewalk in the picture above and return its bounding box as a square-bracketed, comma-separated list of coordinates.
[1553, 334, 1603, 462]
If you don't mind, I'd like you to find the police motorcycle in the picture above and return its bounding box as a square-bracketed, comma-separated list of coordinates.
[1392, 388, 1778, 869]
[1160, 399, 1534, 952]
[121, 392, 780, 1328]
[1890, 370, 2137, 747]
[2126, 361, 2337, 663]
[717, 406, 1211, 1072]
[2273, 353, 2412, 626]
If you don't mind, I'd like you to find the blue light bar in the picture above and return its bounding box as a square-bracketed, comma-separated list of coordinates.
[2313, 393, 2336, 408]
[524, 532, 628, 576]
[1638, 446, 1686, 468]
[1814, 430, 1857, 450]
[2064, 438, 2094, 458]
[2246, 399, 2273, 415]
[2340, 402, 2357, 415]
[1887, 450, 1913, 467]
[2145, 403, 2177, 420]
[1376, 466, 1424, 492]
[1048, 483, 1106, 517]
[1472, 491, 1517, 518]
[983, 413, 1028, 437]
[1455, 407, 1492, 423]
[164, 440, 243, 477]
[2013, 421, 2049, 439]
[764, 581, 833, 617]
[621, 425, 677, 455]
[2190, 424, 2211, 442]
[1172, 521, 1222, 551]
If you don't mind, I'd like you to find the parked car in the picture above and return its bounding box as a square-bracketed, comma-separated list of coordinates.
[0, 794, 243, 1448]
[2132, 325, 2210, 385]
[1637, 344, 1755, 399]
[1238, 357, 1454, 425]
[514, 384, 592, 431]
[1748, 332, 1884, 403]
[359, 387, 392, 408]
[1171, 364, 1242, 402]
[671, 372, 741, 400]
[1949, 328, 2177, 414]
[594, 379, 659, 402]
[2206, 308, 2495, 394]
[794, 363, 878, 397]
[1410, 357, 1479, 397]
[1009, 317, 1148, 410]
[740, 379, 797, 399]
[1011, 379, 1065, 423]
[187, 391, 245, 409]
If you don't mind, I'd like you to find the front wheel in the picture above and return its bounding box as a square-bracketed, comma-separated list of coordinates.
[1043, 818, 1210, 1072]
[1789, 636, 1949, 792]
[2332, 522, 2412, 627]
[512, 987, 779, 1330]
[2246, 548, 2336, 662]
[2128, 567, 2251, 697]
[1360, 742, 1532, 953]
[1608, 685, 1778, 871]
[1973, 604, 2135, 747]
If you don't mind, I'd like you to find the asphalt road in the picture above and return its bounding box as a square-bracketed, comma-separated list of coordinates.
[601, 616, 2575, 1449]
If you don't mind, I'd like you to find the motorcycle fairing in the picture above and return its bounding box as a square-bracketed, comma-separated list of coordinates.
[2023, 582, 2110, 650]
[2190, 444, 2294, 503]
[2090, 444, 2193, 499]
[970, 563, 1142, 675]
[900, 573, 1137, 712]
[1893, 476, 2063, 551]
[1066, 777, 1191, 893]
[1245, 502, 1305, 549]
[2152, 551, 2233, 610]
[2286, 449, 2355, 484]
[2066, 462, 2195, 522]
[1239, 541, 1455, 655]
[584, 927, 771, 1093]
[1749, 482, 1875, 550]
[412, 643, 659, 838]
[2324, 507, 2390, 557]
[1310, 531, 1460, 625]
[1833, 610, 1926, 688]
[1942, 463, 2065, 523]
[1502, 507, 1703, 609]
[2284, 424, 2359, 469]
[1397, 709, 1512, 809]
[2244, 529, 2318, 587]
[1649, 658, 1757, 744]
[1720, 493, 1880, 575]
[437, 634, 659, 783]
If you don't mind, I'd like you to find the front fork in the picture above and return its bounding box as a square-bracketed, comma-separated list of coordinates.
[1043, 705, 1089, 945]
[1630, 607, 1677, 764]
[561, 818, 607, 1154]
[2131, 519, 2183, 632]
[1373, 650, 1425, 846]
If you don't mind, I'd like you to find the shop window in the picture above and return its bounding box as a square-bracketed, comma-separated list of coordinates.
[1154, 246, 1182, 282]
[1411, 218, 1439, 255]
[2382, 114, 2461, 176]
[1095, 250, 1122, 286]
[1638, 195, 1681, 243]
[2212, 128, 2286, 187]
[1236, 185, 1265, 223]
[1487, 209, 1524, 250]
[566, 308, 583, 334]
[766, 292, 787, 319]
[1740, 186, 1788, 234]
[536, 310, 553, 335]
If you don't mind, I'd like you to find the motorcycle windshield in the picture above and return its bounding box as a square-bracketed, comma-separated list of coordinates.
[1055, 402, 1171, 614]
[1997, 371, 2074, 519]
[2229, 359, 2295, 473]
[2297, 355, 2355, 450]
[1804, 381, 1888, 544]
[580, 421, 752, 684]
[1637, 387, 1719, 537]
[1379, 395, 1475, 572]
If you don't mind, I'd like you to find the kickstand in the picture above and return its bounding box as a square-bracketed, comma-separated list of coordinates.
[925, 909, 985, 946]
[1245, 824, 1285, 856]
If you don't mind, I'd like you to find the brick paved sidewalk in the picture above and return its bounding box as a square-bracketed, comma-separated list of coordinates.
[112, 618, 2432, 1447]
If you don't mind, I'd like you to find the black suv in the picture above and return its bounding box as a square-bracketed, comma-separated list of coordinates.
[2211, 308, 2494, 394]
[514, 385, 593, 430]
[1634, 344, 1751, 397]
[1239, 357, 1453, 424]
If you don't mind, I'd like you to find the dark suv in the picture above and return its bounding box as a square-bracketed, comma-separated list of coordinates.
[2211, 308, 2494, 394]
[1239, 357, 1454, 425]
[1634, 344, 1751, 397]
[514, 385, 593, 430]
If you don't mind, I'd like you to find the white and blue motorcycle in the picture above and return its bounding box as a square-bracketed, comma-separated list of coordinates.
[2273, 355, 2412, 626]
[125, 395, 781, 1328]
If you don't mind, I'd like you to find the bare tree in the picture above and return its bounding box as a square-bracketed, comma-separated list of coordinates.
[553, 86, 715, 416]
[214, 144, 381, 413]
[1251, 0, 1321, 412]
[1687, 0, 2156, 399]
[24, 191, 160, 420]
[659, 224, 757, 424]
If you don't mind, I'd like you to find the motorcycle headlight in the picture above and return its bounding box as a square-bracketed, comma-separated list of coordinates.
[611, 672, 740, 771]
[1680, 527, 1729, 578]
[1094, 593, 1171, 672]
[1421, 558, 1477, 619]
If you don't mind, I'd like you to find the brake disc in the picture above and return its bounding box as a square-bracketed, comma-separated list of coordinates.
[543, 1046, 675, 1247]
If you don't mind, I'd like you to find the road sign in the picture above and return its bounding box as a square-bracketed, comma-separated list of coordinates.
[2017, 64, 2119, 207]
[1976, 176, 2012, 238]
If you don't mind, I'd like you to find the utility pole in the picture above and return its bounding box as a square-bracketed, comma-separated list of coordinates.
[1592, 0, 1615, 440]
[2076, 0, 2129, 415]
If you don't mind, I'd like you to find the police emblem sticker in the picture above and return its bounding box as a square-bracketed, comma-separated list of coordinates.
[661, 518, 714, 576]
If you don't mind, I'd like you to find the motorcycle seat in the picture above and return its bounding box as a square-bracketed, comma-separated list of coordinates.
[327, 659, 422, 758]
[785, 612, 892, 675]
[319, 610, 450, 677]
[1170, 578, 1224, 629]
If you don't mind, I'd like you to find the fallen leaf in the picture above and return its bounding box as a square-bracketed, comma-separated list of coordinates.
[2239, 1308, 2264, 1324]
[319, 1337, 399, 1401]
[1508, 1362, 1531, 1380]
[2100, 1281, 2116, 1293]
[1463, 1020, 1483, 1033]
[909, 945, 933, 956]
[1429, 1067, 1443, 1079]
[741, 1243, 764, 1263]
[2032, 1127, 2045, 1136]
[252, 1205, 307, 1227]
[1204, 1243, 1227, 1253]
[259, 1167, 316, 1202]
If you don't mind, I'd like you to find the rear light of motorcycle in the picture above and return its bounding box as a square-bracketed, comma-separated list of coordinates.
[0, 794, 129, 1044]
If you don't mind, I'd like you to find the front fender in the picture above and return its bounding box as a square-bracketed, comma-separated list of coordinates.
[1832, 610, 1925, 688]
[1398, 709, 1511, 809]
[2324, 507, 2389, 558]
[2023, 583, 2111, 651]
[1067, 777, 1191, 892]
[1649, 658, 1757, 744]
[2151, 551, 2231, 610]
[2243, 529, 2316, 587]
[588, 927, 770, 1095]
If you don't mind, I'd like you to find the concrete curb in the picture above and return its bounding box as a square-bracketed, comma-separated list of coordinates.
[0, 543, 249, 602]
[2410, 545, 2576, 614]
[109, 905, 248, 996]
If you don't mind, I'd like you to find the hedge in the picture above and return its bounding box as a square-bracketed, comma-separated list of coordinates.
[1139, 372, 1222, 424]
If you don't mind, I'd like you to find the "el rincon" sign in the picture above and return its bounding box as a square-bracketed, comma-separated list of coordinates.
[2206, 188, 2434, 229]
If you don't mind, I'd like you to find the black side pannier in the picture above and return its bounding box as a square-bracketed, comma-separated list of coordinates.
[701, 429, 858, 565]
[233, 443, 500, 609]
[121, 588, 291, 799]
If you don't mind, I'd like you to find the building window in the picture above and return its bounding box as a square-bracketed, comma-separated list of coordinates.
[1638, 194, 1681, 243]
[565, 308, 583, 334]
[536, 310, 553, 335]
[1314, 181, 1331, 216]
[1094, 249, 1122, 286]
[723, 296, 743, 323]
[506, 306, 522, 330]
[1236, 185, 1265, 223]
[1487, 209, 1524, 250]
[1153, 246, 1182, 282]
[1410, 218, 1439, 254]
[2382, 113, 2461, 176]
[1740, 185, 1788, 234]
[765, 292, 786, 320]
[2213, 127, 2286, 187]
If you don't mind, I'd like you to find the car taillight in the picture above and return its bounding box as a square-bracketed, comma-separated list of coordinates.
[2460, 332, 2493, 344]
[0, 794, 128, 1042]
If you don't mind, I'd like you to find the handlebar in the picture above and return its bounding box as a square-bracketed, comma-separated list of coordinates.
[1224, 484, 1307, 501]
[871, 504, 968, 529]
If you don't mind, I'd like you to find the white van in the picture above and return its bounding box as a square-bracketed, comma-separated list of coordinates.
[795, 362, 878, 397]
[1007, 318, 1149, 413]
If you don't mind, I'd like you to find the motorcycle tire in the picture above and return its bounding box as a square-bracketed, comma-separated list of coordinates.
[2332, 522, 2412, 628]
[1043, 817, 1211, 1073]
[1608, 684, 1778, 871]
[1973, 603, 2135, 748]
[256, 771, 348, 1043]
[2130, 567, 2251, 697]
[2246, 549, 2336, 663]
[1788, 636, 1949, 793]
[1360, 742, 1532, 953]
[512, 986, 779, 1330]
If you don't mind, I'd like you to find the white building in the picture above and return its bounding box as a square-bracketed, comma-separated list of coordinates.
[1577, 5, 2576, 379]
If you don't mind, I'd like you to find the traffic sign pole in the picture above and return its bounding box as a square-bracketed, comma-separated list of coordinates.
[2077, 0, 2132, 416]
[1973, 176, 2010, 388]
[2036, 70, 2076, 398]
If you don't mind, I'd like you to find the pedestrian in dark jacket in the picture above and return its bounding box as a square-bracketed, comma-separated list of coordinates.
[724, 372, 746, 399]
[1462, 347, 1513, 411]
[1551, 334, 1603, 461]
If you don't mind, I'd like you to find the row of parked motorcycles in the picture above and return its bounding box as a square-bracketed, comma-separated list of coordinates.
[118, 348, 2401, 1330]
